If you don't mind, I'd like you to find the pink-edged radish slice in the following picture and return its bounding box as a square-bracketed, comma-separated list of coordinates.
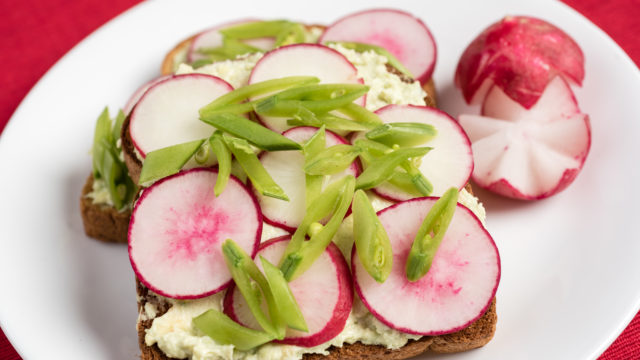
[224, 236, 353, 347]
[187, 20, 276, 63]
[128, 168, 262, 299]
[257, 127, 359, 232]
[248, 44, 364, 133]
[123, 75, 171, 115]
[459, 77, 591, 200]
[353, 197, 500, 335]
[129, 74, 233, 157]
[455, 15, 584, 109]
[356, 105, 473, 201]
[319, 8, 437, 84]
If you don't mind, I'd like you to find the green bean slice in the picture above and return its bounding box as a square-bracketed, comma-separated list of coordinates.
[366, 122, 437, 147]
[209, 132, 232, 196]
[260, 256, 308, 332]
[356, 147, 432, 190]
[353, 190, 393, 283]
[302, 127, 326, 209]
[304, 144, 361, 175]
[193, 309, 274, 351]
[138, 139, 205, 185]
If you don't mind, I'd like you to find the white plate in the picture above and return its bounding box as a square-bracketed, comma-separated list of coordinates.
[1, 0, 639, 359]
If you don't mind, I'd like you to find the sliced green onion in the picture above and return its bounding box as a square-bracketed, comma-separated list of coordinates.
[356, 146, 432, 190]
[274, 22, 306, 46]
[193, 309, 274, 351]
[259, 256, 308, 332]
[287, 113, 373, 132]
[336, 103, 383, 126]
[304, 144, 361, 175]
[112, 110, 126, 144]
[200, 76, 319, 114]
[209, 132, 232, 196]
[200, 112, 301, 151]
[197, 37, 262, 62]
[92, 107, 112, 178]
[138, 139, 205, 185]
[224, 136, 289, 201]
[255, 87, 368, 117]
[222, 239, 286, 339]
[352, 190, 393, 283]
[302, 127, 326, 209]
[326, 41, 413, 78]
[405, 188, 459, 282]
[194, 142, 210, 164]
[274, 84, 368, 102]
[220, 20, 296, 39]
[366, 122, 437, 147]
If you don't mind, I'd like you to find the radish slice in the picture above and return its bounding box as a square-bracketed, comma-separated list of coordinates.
[455, 15, 584, 109]
[248, 44, 364, 133]
[123, 75, 170, 115]
[257, 127, 359, 231]
[128, 168, 262, 299]
[355, 105, 473, 201]
[353, 197, 500, 335]
[187, 20, 275, 63]
[319, 8, 437, 84]
[224, 236, 353, 347]
[460, 77, 590, 200]
[129, 74, 233, 157]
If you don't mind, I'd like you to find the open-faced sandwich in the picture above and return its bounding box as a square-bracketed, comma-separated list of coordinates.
[81, 8, 504, 360]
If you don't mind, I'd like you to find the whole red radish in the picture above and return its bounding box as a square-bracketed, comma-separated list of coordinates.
[455, 16, 584, 108]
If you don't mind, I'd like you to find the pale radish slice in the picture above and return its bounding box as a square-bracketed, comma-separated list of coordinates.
[129, 74, 233, 157]
[187, 20, 275, 63]
[455, 15, 584, 108]
[355, 105, 473, 201]
[224, 236, 353, 347]
[459, 77, 591, 200]
[128, 168, 262, 299]
[319, 8, 437, 84]
[257, 127, 359, 231]
[248, 44, 364, 133]
[123, 75, 170, 115]
[353, 197, 500, 335]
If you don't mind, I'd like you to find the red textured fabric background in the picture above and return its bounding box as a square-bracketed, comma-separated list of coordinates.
[0, 0, 638, 359]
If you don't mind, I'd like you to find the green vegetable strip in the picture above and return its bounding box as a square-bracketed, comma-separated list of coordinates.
[302, 127, 326, 209]
[287, 113, 373, 132]
[99, 141, 124, 210]
[274, 22, 306, 46]
[138, 139, 205, 185]
[112, 110, 126, 145]
[355, 147, 432, 190]
[209, 132, 232, 196]
[92, 107, 112, 178]
[222, 240, 286, 339]
[405, 188, 459, 282]
[304, 144, 361, 175]
[280, 175, 355, 281]
[352, 190, 393, 283]
[194, 309, 274, 351]
[399, 161, 433, 196]
[386, 171, 425, 197]
[336, 103, 383, 126]
[200, 113, 301, 151]
[255, 87, 368, 117]
[197, 37, 262, 61]
[220, 20, 297, 39]
[200, 76, 319, 114]
[224, 136, 289, 201]
[273, 84, 368, 102]
[259, 256, 308, 332]
[327, 41, 413, 78]
[365, 122, 437, 147]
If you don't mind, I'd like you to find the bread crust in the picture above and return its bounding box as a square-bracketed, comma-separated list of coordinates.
[136, 279, 496, 360]
[80, 174, 130, 243]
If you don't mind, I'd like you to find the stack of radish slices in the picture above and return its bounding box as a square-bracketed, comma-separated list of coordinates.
[456, 16, 591, 200]
[124, 7, 501, 353]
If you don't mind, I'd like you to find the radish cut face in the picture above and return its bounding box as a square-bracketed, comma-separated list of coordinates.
[187, 20, 275, 63]
[224, 236, 353, 347]
[123, 75, 170, 115]
[258, 127, 359, 231]
[361, 105, 473, 201]
[353, 197, 500, 335]
[460, 77, 591, 200]
[455, 16, 584, 109]
[319, 8, 437, 83]
[129, 74, 233, 157]
[248, 44, 363, 133]
[129, 168, 262, 299]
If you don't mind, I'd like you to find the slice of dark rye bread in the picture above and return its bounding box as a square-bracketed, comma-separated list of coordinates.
[137, 279, 497, 360]
[80, 174, 130, 243]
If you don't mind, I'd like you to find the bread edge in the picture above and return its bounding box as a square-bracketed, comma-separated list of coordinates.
[80, 174, 130, 243]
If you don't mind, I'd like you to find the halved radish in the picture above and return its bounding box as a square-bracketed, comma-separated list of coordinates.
[187, 19, 276, 63]
[319, 8, 437, 84]
[257, 127, 359, 231]
[224, 236, 353, 347]
[129, 74, 233, 157]
[128, 168, 262, 299]
[459, 77, 591, 200]
[353, 197, 500, 335]
[455, 15, 584, 108]
[123, 75, 170, 115]
[248, 44, 364, 133]
[354, 105, 473, 201]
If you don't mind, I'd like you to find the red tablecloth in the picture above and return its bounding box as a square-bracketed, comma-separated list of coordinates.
[1, 0, 639, 359]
